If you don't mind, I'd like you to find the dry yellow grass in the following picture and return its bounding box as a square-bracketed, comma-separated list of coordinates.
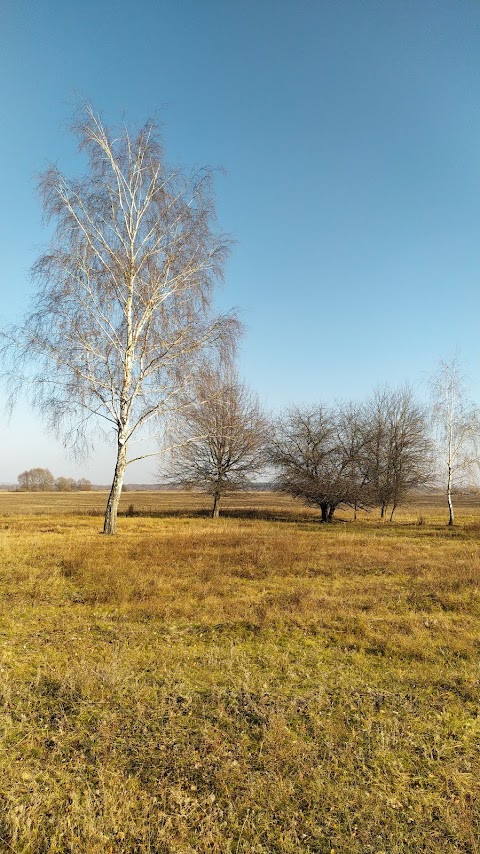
[0, 491, 478, 852]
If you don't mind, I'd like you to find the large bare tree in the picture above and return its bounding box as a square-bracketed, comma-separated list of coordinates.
[269, 391, 431, 522]
[268, 404, 358, 522]
[6, 106, 238, 533]
[17, 468, 55, 492]
[164, 368, 267, 517]
[363, 386, 432, 521]
[429, 357, 479, 525]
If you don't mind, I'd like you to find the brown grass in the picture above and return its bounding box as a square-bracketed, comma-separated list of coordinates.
[0, 491, 478, 852]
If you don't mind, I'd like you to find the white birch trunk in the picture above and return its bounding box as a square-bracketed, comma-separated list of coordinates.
[447, 463, 454, 526]
[103, 271, 134, 535]
[103, 438, 128, 534]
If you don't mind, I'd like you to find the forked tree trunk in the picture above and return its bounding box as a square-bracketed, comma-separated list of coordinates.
[103, 440, 128, 535]
[212, 492, 221, 518]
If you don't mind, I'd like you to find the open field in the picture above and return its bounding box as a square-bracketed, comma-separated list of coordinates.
[0, 491, 479, 852]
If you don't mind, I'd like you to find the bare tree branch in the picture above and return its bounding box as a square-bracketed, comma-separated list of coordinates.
[3, 104, 240, 533]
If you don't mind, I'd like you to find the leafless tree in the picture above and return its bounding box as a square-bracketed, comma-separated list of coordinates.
[5, 105, 238, 533]
[269, 392, 431, 522]
[163, 368, 268, 517]
[268, 404, 360, 522]
[429, 357, 479, 525]
[18, 468, 55, 491]
[76, 478, 93, 491]
[55, 476, 77, 492]
[363, 386, 432, 521]
[335, 401, 370, 520]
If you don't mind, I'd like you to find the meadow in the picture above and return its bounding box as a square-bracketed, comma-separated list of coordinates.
[0, 490, 478, 853]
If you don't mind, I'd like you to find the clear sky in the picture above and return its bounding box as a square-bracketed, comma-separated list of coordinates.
[1, 0, 479, 484]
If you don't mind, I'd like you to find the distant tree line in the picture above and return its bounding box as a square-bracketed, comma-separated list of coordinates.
[17, 468, 92, 492]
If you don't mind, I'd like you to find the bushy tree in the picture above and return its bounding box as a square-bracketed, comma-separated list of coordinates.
[76, 478, 92, 491]
[55, 476, 77, 492]
[269, 405, 354, 521]
[18, 468, 55, 491]
[269, 390, 431, 522]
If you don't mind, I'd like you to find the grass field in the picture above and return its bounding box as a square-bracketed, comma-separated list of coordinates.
[0, 490, 479, 852]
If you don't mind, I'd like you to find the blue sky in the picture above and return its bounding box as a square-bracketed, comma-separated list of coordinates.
[1, 0, 480, 483]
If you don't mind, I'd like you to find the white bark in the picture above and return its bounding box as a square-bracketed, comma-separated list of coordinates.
[103, 437, 128, 535]
[430, 356, 479, 526]
[8, 105, 238, 534]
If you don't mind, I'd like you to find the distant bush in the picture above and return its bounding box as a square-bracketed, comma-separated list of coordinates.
[76, 478, 93, 492]
[18, 468, 55, 491]
[55, 477, 76, 492]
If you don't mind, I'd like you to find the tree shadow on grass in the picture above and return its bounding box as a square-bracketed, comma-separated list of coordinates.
[122, 505, 319, 524]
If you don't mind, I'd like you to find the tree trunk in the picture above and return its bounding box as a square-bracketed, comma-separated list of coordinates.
[389, 503, 397, 522]
[353, 500, 357, 521]
[103, 440, 127, 535]
[212, 492, 221, 518]
[380, 503, 386, 519]
[320, 502, 329, 523]
[447, 464, 454, 526]
[328, 503, 336, 522]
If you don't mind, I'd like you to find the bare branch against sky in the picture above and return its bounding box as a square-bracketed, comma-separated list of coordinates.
[163, 366, 268, 517]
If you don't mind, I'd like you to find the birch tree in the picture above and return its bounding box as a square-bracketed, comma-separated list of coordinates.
[429, 357, 479, 525]
[163, 368, 267, 517]
[7, 106, 238, 533]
